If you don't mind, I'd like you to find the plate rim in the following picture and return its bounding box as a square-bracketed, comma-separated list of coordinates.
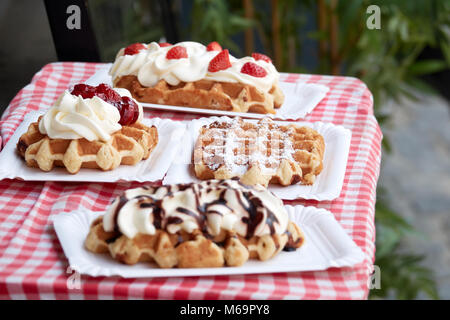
[163, 115, 352, 201]
[85, 63, 329, 120]
[52, 204, 365, 278]
[0, 111, 186, 183]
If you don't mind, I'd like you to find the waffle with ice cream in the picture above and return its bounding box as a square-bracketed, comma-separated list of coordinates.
[110, 41, 284, 114]
[193, 117, 325, 187]
[17, 83, 158, 174]
[85, 179, 304, 268]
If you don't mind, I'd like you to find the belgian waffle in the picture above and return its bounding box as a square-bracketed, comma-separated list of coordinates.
[114, 75, 284, 114]
[193, 118, 325, 187]
[17, 116, 158, 174]
[85, 217, 304, 268]
[84, 180, 305, 268]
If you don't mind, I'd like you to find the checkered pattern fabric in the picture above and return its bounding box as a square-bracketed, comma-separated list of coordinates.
[0, 62, 381, 300]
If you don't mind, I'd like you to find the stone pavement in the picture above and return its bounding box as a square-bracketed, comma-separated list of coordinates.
[381, 92, 450, 299]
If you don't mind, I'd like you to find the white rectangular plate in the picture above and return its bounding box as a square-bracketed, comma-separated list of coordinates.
[52, 205, 365, 278]
[0, 111, 186, 183]
[85, 64, 329, 120]
[163, 116, 352, 200]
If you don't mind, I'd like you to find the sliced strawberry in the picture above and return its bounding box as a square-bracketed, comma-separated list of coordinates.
[208, 49, 232, 72]
[159, 42, 172, 47]
[166, 46, 188, 59]
[206, 41, 222, 51]
[240, 62, 267, 77]
[124, 43, 146, 56]
[252, 52, 272, 63]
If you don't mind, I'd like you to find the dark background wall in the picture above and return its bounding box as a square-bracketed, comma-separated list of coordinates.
[0, 0, 57, 115]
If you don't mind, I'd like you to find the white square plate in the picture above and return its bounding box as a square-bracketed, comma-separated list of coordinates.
[52, 205, 365, 278]
[0, 111, 186, 182]
[85, 64, 329, 120]
[163, 116, 352, 200]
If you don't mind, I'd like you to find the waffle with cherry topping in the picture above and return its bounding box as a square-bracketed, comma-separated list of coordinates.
[17, 116, 158, 174]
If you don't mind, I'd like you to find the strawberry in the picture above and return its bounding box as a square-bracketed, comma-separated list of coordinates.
[124, 43, 146, 56]
[240, 62, 267, 77]
[208, 49, 232, 72]
[159, 42, 172, 47]
[252, 52, 272, 63]
[166, 46, 188, 59]
[206, 41, 222, 51]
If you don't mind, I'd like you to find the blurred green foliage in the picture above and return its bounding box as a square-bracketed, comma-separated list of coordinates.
[88, 0, 165, 61]
[252, 0, 311, 73]
[333, 0, 448, 299]
[338, 0, 450, 112]
[372, 199, 439, 299]
[190, 0, 254, 55]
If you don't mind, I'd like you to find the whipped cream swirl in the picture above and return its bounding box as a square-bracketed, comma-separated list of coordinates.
[109, 41, 280, 92]
[39, 87, 143, 142]
[103, 179, 288, 239]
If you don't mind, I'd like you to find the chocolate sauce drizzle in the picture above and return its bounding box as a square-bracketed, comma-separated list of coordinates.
[283, 229, 303, 251]
[109, 180, 283, 240]
[111, 195, 129, 233]
[237, 190, 279, 239]
[137, 195, 163, 229]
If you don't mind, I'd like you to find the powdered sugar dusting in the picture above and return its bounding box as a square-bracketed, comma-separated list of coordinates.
[198, 117, 295, 176]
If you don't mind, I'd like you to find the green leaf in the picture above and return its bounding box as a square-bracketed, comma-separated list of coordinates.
[375, 202, 412, 231]
[375, 225, 401, 257]
[371, 248, 439, 299]
[381, 135, 392, 153]
[441, 41, 450, 65]
[404, 78, 439, 96]
[408, 59, 448, 75]
[374, 111, 391, 125]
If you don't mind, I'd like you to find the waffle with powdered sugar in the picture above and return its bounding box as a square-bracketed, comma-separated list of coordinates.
[193, 117, 325, 187]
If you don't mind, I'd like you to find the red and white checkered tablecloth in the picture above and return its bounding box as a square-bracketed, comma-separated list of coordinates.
[0, 62, 381, 300]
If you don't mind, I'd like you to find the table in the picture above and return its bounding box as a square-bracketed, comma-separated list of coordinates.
[0, 62, 382, 299]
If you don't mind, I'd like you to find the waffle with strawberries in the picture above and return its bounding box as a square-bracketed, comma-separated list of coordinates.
[114, 76, 284, 114]
[111, 42, 285, 114]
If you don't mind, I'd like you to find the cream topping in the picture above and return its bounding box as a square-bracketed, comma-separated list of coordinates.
[38, 87, 143, 142]
[109, 41, 280, 92]
[103, 180, 288, 239]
